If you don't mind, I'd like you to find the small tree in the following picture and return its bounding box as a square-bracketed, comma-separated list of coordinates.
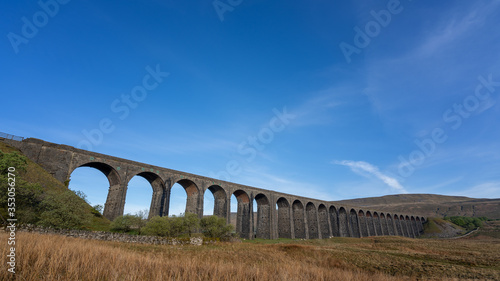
[142, 216, 171, 236]
[91, 205, 103, 217]
[134, 209, 149, 234]
[39, 190, 92, 229]
[110, 214, 136, 232]
[200, 215, 234, 239]
[169, 215, 186, 237]
[182, 212, 199, 237]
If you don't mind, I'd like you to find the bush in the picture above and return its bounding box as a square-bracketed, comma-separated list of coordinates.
[142, 216, 171, 237]
[111, 215, 135, 232]
[0, 151, 27, 174]
[38, 190, 93, 229]
[0, 151, 42, 223]
[182, 212, 199, 237]
[200, 215, 234, 239]
[444, 216, 487, 231]
[111, 213, 148, 234]
[91, 205, 103, 217]
[142, 213, 200, 237]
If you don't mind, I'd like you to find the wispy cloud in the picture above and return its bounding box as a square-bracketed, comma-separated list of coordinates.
[333, 160, 408, 193]
[290, 88, 346, 127]
[454, 182, 500, 199]
[413, 2, 499, 59]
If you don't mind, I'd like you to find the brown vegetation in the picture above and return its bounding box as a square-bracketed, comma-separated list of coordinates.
[1, 231, 499, 281]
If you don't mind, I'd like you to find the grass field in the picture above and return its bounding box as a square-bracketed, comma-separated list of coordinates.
[2, 229, 499, 281]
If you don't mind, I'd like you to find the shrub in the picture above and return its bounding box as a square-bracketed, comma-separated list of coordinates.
[200, 215, 234, 239]
[111, 215, 136, 232]
[91, 205, 103, 217]
[142, 213, 200, 237]
[38, 190, 92, 229]
[182, 212, 199, 237]
[0, 150, 27, 174]
[142, 216, 171, 237]
[444, 216, 487, 231]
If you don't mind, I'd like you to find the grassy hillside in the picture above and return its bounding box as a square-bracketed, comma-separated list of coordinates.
[466, 220, 500, 240]
[0, 141, 111, 230]
[334, 194, 500, 219]
[420, 217, 464, 238]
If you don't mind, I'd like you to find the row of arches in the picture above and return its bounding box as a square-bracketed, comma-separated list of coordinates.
[69, 161, 425, 239]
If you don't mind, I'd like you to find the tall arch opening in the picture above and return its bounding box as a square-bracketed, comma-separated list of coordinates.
[400, 215, 409, 237]
[168, 183, 187, 216]
[124, 172, 164, 218]
[306, 202, 319, 239]
[349, 209, 360, 238]
[168, 179, 199, 216]
[68, 162, 122, 220]
[329, 206, 339, 237]
[394, 214, 402, 236]
[255, 194, 271, 239]
[204, 185, 227, 217]
[233, 190, 251, 239]
[405, 215, 414, 238]
[380, 213, 388, 236]
[386, 213, 395, 236]
[416, 217, 423, 234]
[366, 211, 375, 236]
[318, 204, 329, 238]
[338, 207, 349, 237]
[411, 216, 418, 237]
[358, 210, 368, 237]
[373, 212, 382, 236]
[292, 200, 306, 239]
[277, 197, 291, 239]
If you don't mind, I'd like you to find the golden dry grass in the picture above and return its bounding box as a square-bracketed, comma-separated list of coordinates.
[1, 232, 499, 281]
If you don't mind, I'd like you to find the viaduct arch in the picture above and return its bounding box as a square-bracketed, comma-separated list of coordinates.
[2, 138, 426, 239]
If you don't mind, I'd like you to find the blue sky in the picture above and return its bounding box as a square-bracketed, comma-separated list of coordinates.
[2, 0, 500, 216]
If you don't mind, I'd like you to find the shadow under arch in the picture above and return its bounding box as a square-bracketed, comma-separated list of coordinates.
[329, 206, 339, 237]
[338, 207, 349, 237]
[394, 214, 402, 236]
[416, 217, 423, 234]
[306, 202, 319, 239]
[373, 212, 382, 236]
[349, 209, 360, 238]
[318, 204, 329, 238]
[292, 200, 306, 239]
[400, 215, 409, 237]
[411, 216, 418, 237]
[233, 189, 251, 239]
[405, 215, 414, 238]
[380, 213, 388, 236]
[358, 210, 368, 237]
[276, 197, 291, 238]
[386, 213, 395, 236]
[255, 193, 271, 239]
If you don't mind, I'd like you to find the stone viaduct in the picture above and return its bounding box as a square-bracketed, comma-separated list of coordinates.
[2, 137, 426, 239]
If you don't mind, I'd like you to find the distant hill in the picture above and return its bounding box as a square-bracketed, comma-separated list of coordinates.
[334, 194, 500, 219]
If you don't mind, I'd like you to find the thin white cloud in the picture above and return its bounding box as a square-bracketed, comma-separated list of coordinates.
[333, 160, 408, 193]
[290, 88, 345, 127]
[455, 182, 500, 199]
[413, 2, 499, 58]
